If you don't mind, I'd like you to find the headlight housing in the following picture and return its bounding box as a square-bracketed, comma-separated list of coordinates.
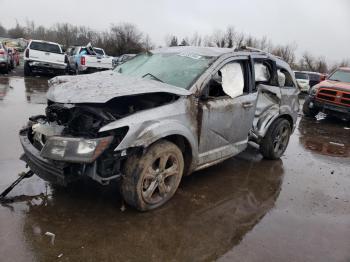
[40, 136, 113, 163]
[309, 86, 319, 96]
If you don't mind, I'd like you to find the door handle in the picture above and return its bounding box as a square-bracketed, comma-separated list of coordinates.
[241, 102, 254, 109]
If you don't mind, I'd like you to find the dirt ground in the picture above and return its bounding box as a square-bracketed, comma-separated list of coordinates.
[0, 68, 349, 262]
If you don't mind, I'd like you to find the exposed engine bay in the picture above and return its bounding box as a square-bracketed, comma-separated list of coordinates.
[22, 92, 178, 185]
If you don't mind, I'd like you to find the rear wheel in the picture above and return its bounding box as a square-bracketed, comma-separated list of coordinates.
[121, 140, 184, 211]
[75, 64, 80, 75]
[24, 61, 32, 76]
[260, 118, 291, 160]
[2, 64, 9, 74]
[303, 96, 318, 117]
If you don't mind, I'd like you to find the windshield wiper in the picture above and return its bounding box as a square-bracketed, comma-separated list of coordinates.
[142, 73, 164, 83]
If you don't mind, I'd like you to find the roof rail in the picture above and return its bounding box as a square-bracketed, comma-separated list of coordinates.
[235, 46, 285, 61]
[235, 46, 267, 54]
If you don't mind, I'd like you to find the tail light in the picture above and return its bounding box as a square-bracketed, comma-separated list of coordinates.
[0, 49, 4, 55]
[81, 56, 85, 66]
[25, 49, 30, 58]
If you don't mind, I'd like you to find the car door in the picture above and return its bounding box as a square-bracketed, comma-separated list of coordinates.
[197, 58, 257, 166]
[278, 68, 299, 121]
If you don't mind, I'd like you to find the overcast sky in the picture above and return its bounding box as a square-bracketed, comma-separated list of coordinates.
[0, 0, 349, 62]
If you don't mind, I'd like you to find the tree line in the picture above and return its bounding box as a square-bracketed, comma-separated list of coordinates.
[0, 21, 348, 73]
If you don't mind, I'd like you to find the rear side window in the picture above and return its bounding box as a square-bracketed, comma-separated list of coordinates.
[94, 48, 104, 55]
[30, 42, 61, 54]
[278, 69, 295, 87]
[254, 62, 271, 82]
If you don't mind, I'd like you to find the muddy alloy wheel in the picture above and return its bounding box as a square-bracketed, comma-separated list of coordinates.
[260, 118, 291, 160]
[121, 140, 184, 211]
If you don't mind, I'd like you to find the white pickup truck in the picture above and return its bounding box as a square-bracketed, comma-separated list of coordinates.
[24, 40, 68, 76]
[67, 46, 113, 74]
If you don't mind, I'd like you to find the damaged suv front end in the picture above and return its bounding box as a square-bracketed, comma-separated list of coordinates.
[19, 59, 195, 186]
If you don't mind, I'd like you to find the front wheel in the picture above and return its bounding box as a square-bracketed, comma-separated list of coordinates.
[2, 64, 9, 74]
[303, 96, 318, 117]
[121, 140, 184, 211]
[260, 118, 291, 160]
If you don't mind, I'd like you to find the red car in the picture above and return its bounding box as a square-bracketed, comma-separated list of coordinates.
[303, 67, 350, 120]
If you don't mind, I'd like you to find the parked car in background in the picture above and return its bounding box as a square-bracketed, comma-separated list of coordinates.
[7, 47, 20, 69]
[306, 71, 326, 87]
[0, 42, 11, 74]
[294, 71, 310, 92]
[19, 46, 299, 211]
[67, 45, 113, 74]
[303, 67, 350, 120]
[24, 40, 68, 76]
[112, 54, 136, 68]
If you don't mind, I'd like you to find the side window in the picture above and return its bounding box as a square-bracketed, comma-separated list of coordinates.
[207, 61, 248, 99]
[254, 61, 272, 84]
[278, 69, 295, 87]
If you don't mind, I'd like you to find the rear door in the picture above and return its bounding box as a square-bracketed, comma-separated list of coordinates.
[253, 58, 282, 120]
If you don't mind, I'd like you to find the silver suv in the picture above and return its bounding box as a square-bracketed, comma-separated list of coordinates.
[20, 46, 299, 211]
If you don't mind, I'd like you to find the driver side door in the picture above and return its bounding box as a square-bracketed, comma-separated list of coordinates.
[197, 58, 257, 166]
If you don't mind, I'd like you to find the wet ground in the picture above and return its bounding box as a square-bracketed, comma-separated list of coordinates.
[0, 69, 349, 262]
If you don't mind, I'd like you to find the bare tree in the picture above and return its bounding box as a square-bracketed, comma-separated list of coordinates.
[7, 21, 26, 39]
[271, 44, 297, 65]
[0, 23, 7, 37]
[189, 32, 202, 46]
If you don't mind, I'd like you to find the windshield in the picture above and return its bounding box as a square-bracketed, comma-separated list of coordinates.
[94, 48, 104, 55]
[295, 72, 309, 80]
[114, 52, 215, 89]
[30, 41, 61, 54]
[328, 69, 350, 83]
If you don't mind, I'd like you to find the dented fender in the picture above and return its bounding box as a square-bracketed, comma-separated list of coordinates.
[98, 97, 198, 161]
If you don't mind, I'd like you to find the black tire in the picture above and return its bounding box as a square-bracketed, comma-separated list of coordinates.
[303, 96, 318, 117]
[260, 118, 291, 160]
[24, 61, 32, 77]
[121, 140, 184, 211]
[75, 64, 79, 75]
[2, 64, 9, 74]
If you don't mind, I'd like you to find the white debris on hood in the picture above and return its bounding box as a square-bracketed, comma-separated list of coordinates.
[47, 71, 191, 104]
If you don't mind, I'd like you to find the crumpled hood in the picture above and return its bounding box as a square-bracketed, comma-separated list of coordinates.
[47, 71, 191, 103]
[316, 80, 350, 91]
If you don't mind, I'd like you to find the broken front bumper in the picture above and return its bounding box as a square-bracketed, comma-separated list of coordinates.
[310, 97, 350, 115]
[19, 129, 70, 185]
[19, 129, 122, 186]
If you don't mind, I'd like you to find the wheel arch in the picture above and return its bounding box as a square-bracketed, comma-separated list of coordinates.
[254, 112, 295, 139]
[161, 134, 194, 176]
